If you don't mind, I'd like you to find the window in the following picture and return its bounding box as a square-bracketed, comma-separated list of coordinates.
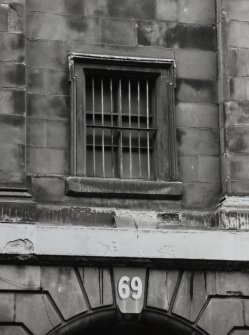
[67, 53, 182, 198]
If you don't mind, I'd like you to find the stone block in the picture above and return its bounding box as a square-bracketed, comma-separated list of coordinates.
[106, 0, 155, 19]
[231, 47, 249, 77]
[46, 69, 69, 95]
[229, 154, 249, 180]
[26, 119, 46, 147]
[229, 21, 249, 48]
[0, 294, 14, 321]
[31, 177, 65, 202]
[0, 63, 25, 88]
[223, 101, 249, 126]
[26, 68, 46, 94]
[101, 18, 136, 46]
[176, 79, 217, 103]
[16, 294, 61, 335]
[27, 147, 68, 174]
[156, 0, 177, 21]
[26, 12, 99, 43]
[137, 21, 167, 47]
[226, 127, 249, 153]
[178, 155, 198, 182]
[227, 181, 249, 195]
[0, 142, 24, 171]
[229, 77, 247, 100]
[27, 0, 84, 15]
[176, 103, 218, 128]
[137, 21, 216, 50]
[0, 89, 25, 115]
[224, 0, 249, 21]
[175, 50, 217, 80]
[84, 0, 108, 16]
[0, 326, 27, 335]
[0, 33, 25, 62]
[0, 4, 8, 31]
[0, 115, 25, 144]
[41, 267, 87, 320]
[198, 298, 244, 335]
[0, 265, 40, 290]
[79, 267, 113, 308]
[177, 127, 219, 155]
[173, 272, 208, 322]
[147, 270, 179, 310]
[198, 156, 220, 182]
[8, 3, 24, 33]
[27, 39, 68, 70]
[27, 94, 69, 120]
[183, 182, 220, 208]
[46, 120, 69, 148]
[27, 68, 69, 95]
[0, 143, 25, 187]
[215, 272, 249, 296]
[178, 0, 215, 25]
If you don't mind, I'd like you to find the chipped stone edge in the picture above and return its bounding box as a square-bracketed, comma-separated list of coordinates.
[0, 223, 249, 262]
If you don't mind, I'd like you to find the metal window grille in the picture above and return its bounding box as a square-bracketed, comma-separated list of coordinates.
[85, 72, 156, 180]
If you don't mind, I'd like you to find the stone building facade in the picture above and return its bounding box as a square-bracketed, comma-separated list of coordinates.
[0, 0, 249, 334]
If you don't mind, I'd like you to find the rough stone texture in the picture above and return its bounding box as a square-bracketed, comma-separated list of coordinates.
[22, 0, 220, 209]
[78, 267, 113, 308]
[0, 266, 249, 334]
[173, 272, 208, 322]
[0, 326, 28, 335]
[175, 50, 217, 79]
[41, 266, 87, 320]
[198, 299, 244, 335]
[0, 89, 25, 115]
[177, 128, 219, 155]
[176, 79, 217, 103]
[0, 265, 40, 290]
[156, 0, 216, 25]
[100, 18, 136, 46]
[26, 12, 99, 43]
[0, 294, 14, 321]
[147, 270, 179, 310]
[31, 177, 65, 202]
[27, 148, 68, 175]
[15, 294, 61, 335]
[0, 4, 8, 31]
[137, 21, 216, 51]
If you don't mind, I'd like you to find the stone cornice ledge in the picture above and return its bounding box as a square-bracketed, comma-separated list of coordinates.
[0, 223, 249, 262]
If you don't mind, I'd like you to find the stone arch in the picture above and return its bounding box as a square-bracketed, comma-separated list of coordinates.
[49, 308, 206, 335]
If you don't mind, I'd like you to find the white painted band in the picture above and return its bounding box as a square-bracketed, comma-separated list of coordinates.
[0, 223, 247, 261]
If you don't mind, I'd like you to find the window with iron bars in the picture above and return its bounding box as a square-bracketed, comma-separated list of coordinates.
[85, 71, 155, 180]
[67, 54, 181, 198]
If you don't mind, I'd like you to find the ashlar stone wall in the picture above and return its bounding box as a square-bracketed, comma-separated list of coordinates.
[0, 265, 249, 335]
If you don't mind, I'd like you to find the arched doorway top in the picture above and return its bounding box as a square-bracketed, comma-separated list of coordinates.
[49, 308, 205, 335]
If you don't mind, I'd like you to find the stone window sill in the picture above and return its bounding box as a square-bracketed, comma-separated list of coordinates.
[66, 177, 182, 199]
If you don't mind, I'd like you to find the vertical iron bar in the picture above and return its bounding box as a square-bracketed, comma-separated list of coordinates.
[146, 79, 150, 179]
[128, 79, 132, 178]
[137, 80, 141, 178]
[92, 76, 96, 177]
[118, 79, 123, 178]
[101, 77, 105, 177]
[110, 78, 114, 178]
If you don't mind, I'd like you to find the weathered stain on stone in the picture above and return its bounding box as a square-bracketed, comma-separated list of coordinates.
[137, 21, 216, 50]
[3, 239, 34, 254]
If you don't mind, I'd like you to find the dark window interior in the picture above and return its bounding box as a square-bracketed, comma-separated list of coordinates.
[85, 71, 156, 180]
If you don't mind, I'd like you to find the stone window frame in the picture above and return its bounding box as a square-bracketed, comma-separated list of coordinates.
[66, 53, 182, 199]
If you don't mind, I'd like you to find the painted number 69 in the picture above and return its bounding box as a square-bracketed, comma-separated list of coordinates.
[118, 276, 143, 300]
